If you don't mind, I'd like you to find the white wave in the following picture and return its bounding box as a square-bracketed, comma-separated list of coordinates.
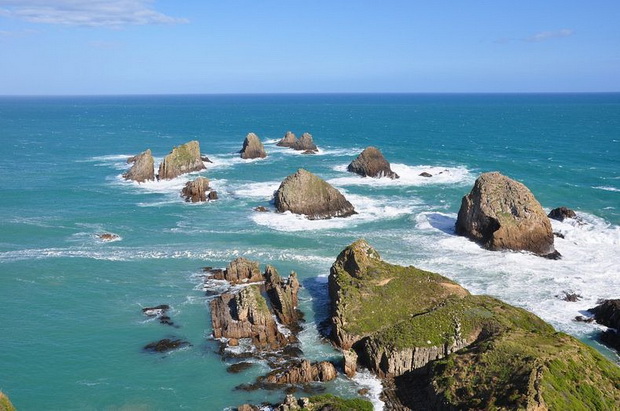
[409, 210, 620, 337]
[231, 181, 279, 199]
[251, 193, 415, 232]
[352, 369, 385, 411]
[328, 164, 474, 187]
[207, 153, 268, 169]
[593, 186, 620, 193]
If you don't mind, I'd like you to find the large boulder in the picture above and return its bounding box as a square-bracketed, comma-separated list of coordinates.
[455, 172, 559, 258]
[347, 147, 399, 179]
[181, 177, 212, 203]
[328, 240, 620, 410]
[210, 285, 289, 350]
[123, 149, 155, 182]
[157, 141, 206, 180]
[291, 132, 318, 152]
[240, 133, 267, 159]
[276, 131, 297, 147]
[207, 257, 263, 284]
[274, 169, 356, 220]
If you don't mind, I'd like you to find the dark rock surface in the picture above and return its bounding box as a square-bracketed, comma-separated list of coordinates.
[347, 147, 399, 179]
[419, 172, 432, 178]
[589, 299, 620, 330]
[548, 206, 577, 221]
[143, 338, 191, 353]
[240, 133, 267, 159]
[455, 171, 559, 258]
[274, 169, 356, 220]
[157, 141, 206, 180]
[123, 149, 155, 183]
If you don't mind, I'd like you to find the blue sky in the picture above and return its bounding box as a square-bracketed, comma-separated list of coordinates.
[0, 1, 618, 95]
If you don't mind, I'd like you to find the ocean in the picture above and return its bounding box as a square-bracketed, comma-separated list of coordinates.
[0, 93, 618, 410]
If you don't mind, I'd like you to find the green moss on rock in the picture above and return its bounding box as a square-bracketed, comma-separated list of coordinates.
[303, 394, 373, 411]
[0, 392, 15, 411]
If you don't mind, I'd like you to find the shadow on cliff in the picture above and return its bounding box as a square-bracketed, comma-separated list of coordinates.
[301, 276, 333, 339]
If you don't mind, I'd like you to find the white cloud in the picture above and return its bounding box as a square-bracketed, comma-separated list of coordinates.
[0, 0, 188, 27]
[525, 29, 574, 42]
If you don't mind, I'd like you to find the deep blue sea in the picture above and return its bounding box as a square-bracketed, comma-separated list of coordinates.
[1, 94, 619, 410]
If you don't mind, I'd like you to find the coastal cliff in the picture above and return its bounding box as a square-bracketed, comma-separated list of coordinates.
[329, 240, 620, 409]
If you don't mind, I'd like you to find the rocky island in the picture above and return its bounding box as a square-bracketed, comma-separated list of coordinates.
[348, 146, 399, 179]
[239, 132, 267, 159]
[157, 140, 206, 180]
[123, 149, 155, 182]
[456, 171, 560, 258]
[328, 239, 620, 409]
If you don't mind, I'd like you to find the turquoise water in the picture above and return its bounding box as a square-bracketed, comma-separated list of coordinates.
[1, 94, 619, 410]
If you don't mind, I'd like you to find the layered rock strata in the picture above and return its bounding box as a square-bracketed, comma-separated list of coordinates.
[240, 133, 267, 159]
[264, 360, 337, 384]
[207, 257, 263, 284]
[274, 169, 356, 220]
[347, 146, 399, 179]
[328, 239, 620, 410]
[157, 141, 206, 180]
[181, 177, 214, 203]
[123, 149, 155, 182]
[264, 265, 300, 327]
[455, 171, 559, 258]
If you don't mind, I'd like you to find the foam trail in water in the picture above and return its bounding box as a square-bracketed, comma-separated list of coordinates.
[593, 186, 620, 192]
[329, 163, 474, 187]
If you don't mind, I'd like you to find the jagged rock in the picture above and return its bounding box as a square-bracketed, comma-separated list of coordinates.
[240, 133, 267, 159]
[347, 147, 399, 179]
[123, 149, 155, 183]
[157, 141, 206, 180]
[291, 133, 318, 152]
[210, 285, 289, 350]
[254, 206, 269, 212]
[277, 131, 297, 147]
[208, 257, 263, 284]
[589, 299, 620, 330]
[548, 206, 577, 221]
[301, 150, 316, 155]
[274, 169, 356, 220]
[181, 177, 211, 202]
[208, 191, 218, 200]
[143, 338, 191, 353]
[419, 172, 432, 178]
[264, 266, 300, 327]
[328, 240, 620, 409]
[0, 391, 16, 411]
[343, 349, 358, 378]
[97, 233, 120, 242]
[201, 155, 213, 163]
[455, 172, 559, 258]
[265, 360, 337, 384]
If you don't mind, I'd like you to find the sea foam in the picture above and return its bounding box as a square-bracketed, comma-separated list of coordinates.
[328, 163, 474, 187]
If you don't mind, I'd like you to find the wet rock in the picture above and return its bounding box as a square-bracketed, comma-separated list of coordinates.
[240, 132, 267, 159]
[97, 233, 120, 242]
[277, 131, 297, 147]
[208, 191, 219, 200]
[301, 150, 316, 155]
[157, 141, 206, 180]
[557, 291, 582, 302]
[419, 172, 432, 178]
[142, 304, 170, 317]
[264, 266, 300, 327]
[291, 133, 318, 152]
[254, 206, 269, 212]
[143, 338, 191, 353]
[455, 172, 559, 258]
[264, 360, 337, 384]
[548, 206, 577, 221]
[181, 177, 211, 202]
[208, 257, 263, 284]
[274, 169, 356, 220]
[554, 232, 565, 239]
[227, 362, 254, 374]
[589, 299, 620, 330]
[574, 315, 595, 323]
[343, 349, 358, 378]
[123, 149, 155, 182]
[201, 155, 213, 163]
[347, 147, 399, 179]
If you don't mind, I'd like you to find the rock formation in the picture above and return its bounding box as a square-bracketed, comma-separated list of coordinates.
[274, 169, 356, 220]
[157, 141, 206, 180]
[0, 391, 16, 411]
[240, 133, 267, 159]
[589, 299, 620, 351]
[264, 266, 300, 327]
[264, 360, 337, 384]
[455, 172, 559, 258]
[123, 149, 155, 182]
[548, 206, 577, 221]
[291, 133, 318, 152]
[207, 257, 263, 284]
[143, 338, 191, 353]
[180, 177, 213, 203]
[97, 233, 120, 242]
[210, 285, 289, 350]
[328, 239, 620, 410]
[276, 131, 297, 147]
[237, 394, 372, 411]
[347, 147, 399, 179]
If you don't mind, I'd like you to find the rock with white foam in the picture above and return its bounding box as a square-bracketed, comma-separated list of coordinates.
[291, 132, 318, 152]
[347, 146, 399, 179]
[157, 141, 206, 180]
[239, 132, 267, 159]
[123, 149, 155, 182]
[181, 177, 213, 203]
[276, 131, 297, 147]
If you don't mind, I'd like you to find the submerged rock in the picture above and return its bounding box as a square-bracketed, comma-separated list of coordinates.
[548, 206, 577, 221]
[274, 169, 356, 220]
[455, 172, 559, 258]
[142, 304, 170, 317]
[240, 133, 267, 159]
[97, 233, 120, 242]
[419, 172, 432, 178]
[208, 257, 263, 284]
[347, 147, 399, 179]
[328, 239, 620, 410]
[123, 149, 155, 182]
[181, 177, 212, 203]
[276, 131, 297, 147]
[143, 338, 191, 353]
[254, 206, 269, 212]
[291, 133, 318, 152]
[157, 141, 206, 180]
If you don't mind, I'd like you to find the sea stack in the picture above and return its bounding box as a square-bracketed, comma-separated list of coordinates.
[455, 172, 559, 258]
[239, 133, 267, 159]
[291, 132, 318, 152]
[276, 131, 297, 147]
[274, 169, 356, 219]
[347, 146, 399, 179]
[181, 177, 214, 203]
[157, 141, 206, 180]
[123, 149, 155, 182]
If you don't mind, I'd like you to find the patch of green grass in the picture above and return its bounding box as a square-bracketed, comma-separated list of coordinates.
[303, 394, 373, 411]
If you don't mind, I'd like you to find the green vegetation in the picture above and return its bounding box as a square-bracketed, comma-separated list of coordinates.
[169, 141, 198, 164]
[0, 392, 16, 411]
[303, 394, 373, 411]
